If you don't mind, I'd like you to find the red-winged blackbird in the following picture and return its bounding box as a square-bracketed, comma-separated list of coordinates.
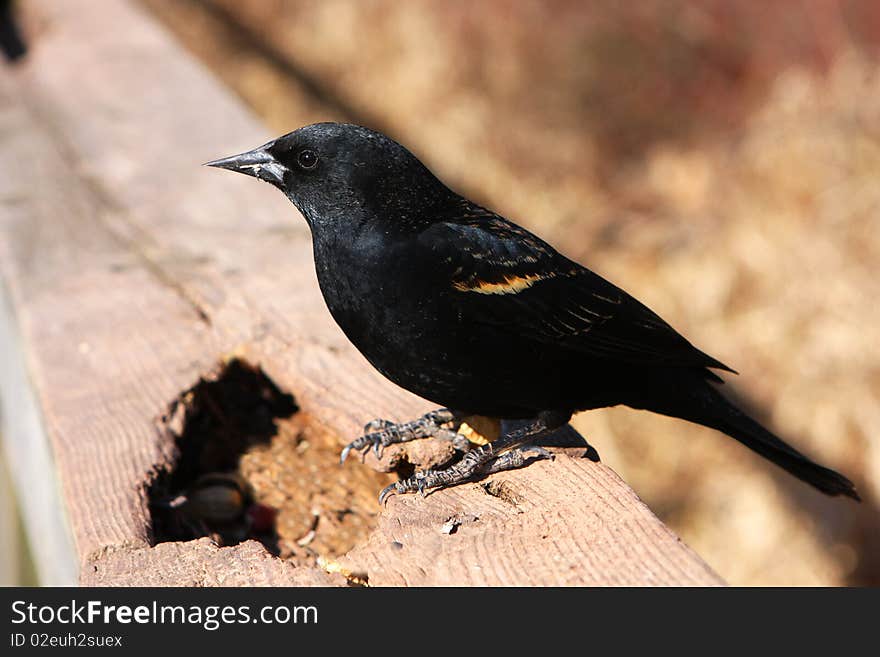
[207, 122, 858, 504]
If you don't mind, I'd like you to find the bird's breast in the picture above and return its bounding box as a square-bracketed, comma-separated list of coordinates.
[312, 233, 439, 357]
[308, 230, 568, 414]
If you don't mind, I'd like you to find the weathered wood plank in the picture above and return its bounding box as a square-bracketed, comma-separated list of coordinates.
[345, 456, 722, 586]
[86, 539, 341, 587]
[0, 0, 724, 586]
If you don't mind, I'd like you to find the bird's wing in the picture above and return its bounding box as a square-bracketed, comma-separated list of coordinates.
[418, 207, 734, 374]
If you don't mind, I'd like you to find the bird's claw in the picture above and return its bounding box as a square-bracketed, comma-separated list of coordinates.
[521, 445, 554, 461]
[339, 418, 396, 464]
[378, 470, 435, 505]
[341, 409, 458, 466]
[378, 482, 402, 506]
[339, 434, 383, 465]
[375, 444, 556, 505]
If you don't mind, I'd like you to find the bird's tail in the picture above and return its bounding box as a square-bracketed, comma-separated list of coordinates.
[644, 380, 860, 501]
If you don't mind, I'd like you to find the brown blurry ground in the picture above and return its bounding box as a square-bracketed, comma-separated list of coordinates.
[139, 0, 880, 585]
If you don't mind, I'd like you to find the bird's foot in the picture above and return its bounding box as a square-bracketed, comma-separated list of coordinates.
[378, 443, 554, 505]
[340, 408, 469, 463]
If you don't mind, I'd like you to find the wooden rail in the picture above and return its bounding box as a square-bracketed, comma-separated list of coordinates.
[0, 0, 724, 586]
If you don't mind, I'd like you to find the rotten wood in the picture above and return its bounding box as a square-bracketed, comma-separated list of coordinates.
[0, 0, 724, 586]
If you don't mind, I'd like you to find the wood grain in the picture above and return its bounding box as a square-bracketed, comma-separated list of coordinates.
[0, 0, 723, 586]
[84, 539, 342, 587]
[345, 456, 721, 586]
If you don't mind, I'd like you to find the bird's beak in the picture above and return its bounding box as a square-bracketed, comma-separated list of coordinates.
[204, 144, 287, 187]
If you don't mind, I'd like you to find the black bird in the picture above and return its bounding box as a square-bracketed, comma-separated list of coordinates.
[206, 122, 858, 504]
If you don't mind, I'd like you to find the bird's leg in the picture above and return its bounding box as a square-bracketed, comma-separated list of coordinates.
[340, 408, 470, 463]
[379, 410, 571, 504]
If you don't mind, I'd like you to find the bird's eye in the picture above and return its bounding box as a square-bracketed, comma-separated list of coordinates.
[297, 149, 318, 170]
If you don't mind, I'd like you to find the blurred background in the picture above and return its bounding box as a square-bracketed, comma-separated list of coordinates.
[4, 0, 878, 586]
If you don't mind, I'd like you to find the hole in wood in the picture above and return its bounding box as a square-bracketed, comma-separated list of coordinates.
[148, 358, 394, 567]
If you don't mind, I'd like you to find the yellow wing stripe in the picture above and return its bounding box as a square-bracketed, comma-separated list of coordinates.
[453, 272, 554, 295]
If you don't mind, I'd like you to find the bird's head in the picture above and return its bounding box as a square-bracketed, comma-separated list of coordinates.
[205, 122, 451, 231]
